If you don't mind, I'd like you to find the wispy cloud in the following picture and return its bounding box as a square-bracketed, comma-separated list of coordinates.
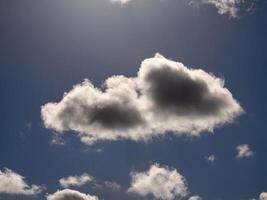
[111, 0, 131, 4]
[59, 172, 121, 192]
[188, 196, 203, 200]
[189, 0, 258, 18]
[59, 173, 93, 188]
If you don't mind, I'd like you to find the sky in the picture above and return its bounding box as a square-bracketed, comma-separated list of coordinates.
[0, 0, 267, 200]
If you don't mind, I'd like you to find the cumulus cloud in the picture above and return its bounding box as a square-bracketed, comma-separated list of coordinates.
[205, 154, 216, 162]
[59, 173, 93, 188]
[236, 144, 254, 158]
[128, 163, 188, 200]
[260, 192, 267, 200]
[47, 189, 98, 200]
[41, 53, 243, 145]
[190, 0, 258, 18]
[0, 168, 44, 195]
[188, 196, 203, 200]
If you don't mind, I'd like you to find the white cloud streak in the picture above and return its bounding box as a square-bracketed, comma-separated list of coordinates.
[41, 53, 243, 145]
[128, 163, 188, 200]
[190, 0, 258, 18]
[0, 168, 44, 196]
[59, 173, 93, 188]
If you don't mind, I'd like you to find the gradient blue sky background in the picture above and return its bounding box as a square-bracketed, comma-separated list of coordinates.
[0, 0, 267, 200]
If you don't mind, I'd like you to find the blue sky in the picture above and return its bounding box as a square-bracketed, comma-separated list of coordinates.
[0, 0, 267, 200]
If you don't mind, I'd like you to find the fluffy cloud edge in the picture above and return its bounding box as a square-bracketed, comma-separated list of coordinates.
[47, 189, 98, 200]
[0, 168, 44, 196]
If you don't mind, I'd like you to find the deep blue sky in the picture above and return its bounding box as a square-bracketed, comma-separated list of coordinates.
[0, 0, 267, 200]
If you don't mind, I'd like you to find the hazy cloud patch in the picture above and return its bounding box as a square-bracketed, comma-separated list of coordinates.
[41, 54, 243, 145]
[205, 154, 216, 162]
[236, 144, 254, 158]
[102, 181, 121, 190]
[111, 0, 131, 4]
[0, 168, 44, 196]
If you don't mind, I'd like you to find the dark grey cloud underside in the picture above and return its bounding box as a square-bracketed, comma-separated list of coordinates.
[144, 65, 226, 117]
[58, 99, 143, 130]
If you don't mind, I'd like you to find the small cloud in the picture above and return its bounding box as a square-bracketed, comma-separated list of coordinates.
[47, 189, 98, 200]
[51, 135, 66, 146]
[59, 173, 93, 188]
[205, 154, 216, 163]
[188, 196, 203, 200]
[128, 163, 188, 200]
[0, 168, 44, 195]
[236, 144, 254, 159]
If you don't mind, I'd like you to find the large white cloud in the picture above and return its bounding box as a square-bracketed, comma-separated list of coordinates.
[0, 168, 44, 195]
[236, 144, 254, 158]
[128, 163, 188, 200]
[41, 53, 243, 145]
[59, 173, 93, 188]
[47, 189, 98, 200]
